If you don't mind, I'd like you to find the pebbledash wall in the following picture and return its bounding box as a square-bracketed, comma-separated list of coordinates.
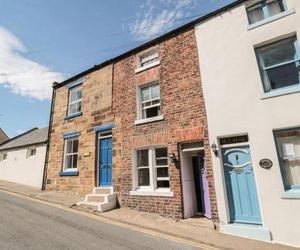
[45, 65, 122, 196]
[113, 27, 218, 219]
[195, 0, 300, 247]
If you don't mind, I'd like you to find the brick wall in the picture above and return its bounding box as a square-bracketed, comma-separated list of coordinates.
[45, 65, 122, 196]
[113, 28, 218, 220]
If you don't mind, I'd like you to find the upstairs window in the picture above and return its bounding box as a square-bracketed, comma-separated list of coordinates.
[63, 138, 79, 171]
[0, 152, 7, 161]
[139, 50, 159, 68]
[256, 36, 300, 93]
[274, 128, 300, 190]
[27, 148, 36, 158]
[140, 82, 161, 119]
[68, 85, 82, 115]
[247, 0, 286, 25]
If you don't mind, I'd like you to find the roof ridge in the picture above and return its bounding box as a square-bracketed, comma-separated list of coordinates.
[0, 127, 38, 147]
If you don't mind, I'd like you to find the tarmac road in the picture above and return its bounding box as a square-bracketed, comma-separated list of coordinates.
[0, 190, 209, 250]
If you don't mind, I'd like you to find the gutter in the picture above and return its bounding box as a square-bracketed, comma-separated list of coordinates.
[42, 85, 56, 190]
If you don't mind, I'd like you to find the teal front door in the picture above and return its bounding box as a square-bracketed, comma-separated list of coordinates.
[222, 145, 262, 224]
[99, 137, 112, 187]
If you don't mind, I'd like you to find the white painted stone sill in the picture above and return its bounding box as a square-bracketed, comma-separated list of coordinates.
[130, 190, 174, 197]
[281, 190, 300, 199]
[135, 60, 160, 74]
[261, 85, 300, 100]
[247, 9, 296, 31]
[134, 115, 164, 125]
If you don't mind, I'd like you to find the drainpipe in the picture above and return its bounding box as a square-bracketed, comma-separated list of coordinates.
[41, 84, 57, 190]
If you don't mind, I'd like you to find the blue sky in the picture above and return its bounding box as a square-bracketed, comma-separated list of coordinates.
[0, 0, 233, 137]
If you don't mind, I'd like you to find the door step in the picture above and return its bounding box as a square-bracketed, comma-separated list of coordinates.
[77, 187, 117, 212]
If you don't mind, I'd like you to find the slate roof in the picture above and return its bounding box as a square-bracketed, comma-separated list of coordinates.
[0, 127, 48, 150]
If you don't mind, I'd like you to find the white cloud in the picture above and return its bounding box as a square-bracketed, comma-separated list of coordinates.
[129, 0, 195, 40]
[0, 27, 65, 101]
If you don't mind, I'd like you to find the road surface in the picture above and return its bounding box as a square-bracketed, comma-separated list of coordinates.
[0, 190, 207, 250]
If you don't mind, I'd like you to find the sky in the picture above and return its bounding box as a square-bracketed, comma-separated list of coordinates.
[0, 0, 233, 138]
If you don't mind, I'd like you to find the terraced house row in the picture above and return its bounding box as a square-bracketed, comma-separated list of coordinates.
[43, 0, 300, 247]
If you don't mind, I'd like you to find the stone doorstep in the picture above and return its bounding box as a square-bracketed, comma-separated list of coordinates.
[77, 187, 117, 213]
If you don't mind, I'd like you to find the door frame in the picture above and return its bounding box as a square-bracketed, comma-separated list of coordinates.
[220, 140, 263, 225]
[180, 142, 212, 219]
[97, 133, 112, 187]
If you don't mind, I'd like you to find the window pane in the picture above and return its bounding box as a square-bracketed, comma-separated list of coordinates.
[144, 106, 160, 118]
[151, 84, 160, 99]
[258, 38, 297, 67]
[157, 167, 169, 178]
[156, 148, 167, 158]
[267, 0, 284, 17]
[72, 139, 79, 153]
[275, 129, 300, 187]
[141, 87, 150, 102]
[266, 62, 300, 90]
[138, 168, 150, 186]
[65, 155, 72, 169]
[137, 150, 149, 167]
[66, 140, 73, 154]
[248, 5, 264, 24]
[157, 180, 170, 188]
[72, 154, 78, 169]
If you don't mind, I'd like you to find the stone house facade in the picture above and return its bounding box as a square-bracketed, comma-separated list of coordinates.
[45, 64, 122, 197]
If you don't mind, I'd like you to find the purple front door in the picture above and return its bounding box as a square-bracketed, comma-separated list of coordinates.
[199, 152, 212, 219]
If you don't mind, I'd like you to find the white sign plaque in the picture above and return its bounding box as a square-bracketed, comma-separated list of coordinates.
[283, 143, 295, 157]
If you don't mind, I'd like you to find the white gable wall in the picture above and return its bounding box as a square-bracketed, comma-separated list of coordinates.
[0, 145, 46, 188]
[195, 0, 300, 247]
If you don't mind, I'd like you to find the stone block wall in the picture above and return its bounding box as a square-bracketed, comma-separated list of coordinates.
[45, 65, 122, 196]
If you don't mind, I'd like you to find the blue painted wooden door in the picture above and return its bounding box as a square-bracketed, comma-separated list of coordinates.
[99, 137, 112, 186]
[222, 146, 262, 224]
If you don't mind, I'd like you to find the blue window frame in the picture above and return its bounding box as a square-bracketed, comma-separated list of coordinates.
[256, 36, 300, 93]
[274, 128, 300, 190]
[247, 0, 286, 25]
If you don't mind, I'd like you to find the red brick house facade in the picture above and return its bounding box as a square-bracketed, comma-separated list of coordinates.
[113, 27, 218, 220]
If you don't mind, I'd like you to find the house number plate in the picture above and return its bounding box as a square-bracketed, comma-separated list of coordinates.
[259, 159, 273, 169]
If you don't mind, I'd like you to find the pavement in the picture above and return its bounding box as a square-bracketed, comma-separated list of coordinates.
[0, 180, 298, 250]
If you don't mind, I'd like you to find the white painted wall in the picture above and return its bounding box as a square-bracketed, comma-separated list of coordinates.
[195, 0, 300, 247]
[0, 145, 46, 188]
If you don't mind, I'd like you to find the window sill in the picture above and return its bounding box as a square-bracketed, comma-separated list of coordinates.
[130, 190, 174, 197]
[64, 112, 82, 120]
[134, 115, 164, 125]
[261, 85, 300, 100]
[59, 171, 79, 176]
[248, 9, 296, 31]
[135, 60, 160, 74]
[281, 189, 300, 199]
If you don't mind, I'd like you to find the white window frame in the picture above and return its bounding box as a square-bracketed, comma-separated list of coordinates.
[135, 47, 160, 73]
[135, 82, 164, 125]
[131, 147, 173, 197]
[0, 152, 7, 161]
[27, 148, 36, 158]
[68, 85, 82, 116]
[63, 138, 79, 172]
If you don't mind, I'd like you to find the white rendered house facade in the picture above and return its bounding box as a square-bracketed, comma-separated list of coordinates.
[195, 0, 300, 247]
[0, 128, 48, 189]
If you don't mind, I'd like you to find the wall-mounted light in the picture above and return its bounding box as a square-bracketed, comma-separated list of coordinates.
[211, 143, 218, 157]
[169, 153, 178, 163]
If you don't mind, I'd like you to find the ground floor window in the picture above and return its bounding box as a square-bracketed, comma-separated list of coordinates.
[274, 128, 300, 189]
[63, 138, 79, 171]
[135, 147, 169, 191]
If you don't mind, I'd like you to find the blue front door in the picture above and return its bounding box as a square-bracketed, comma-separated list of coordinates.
[99, 137, 112, 187]
[222, 145, 262, 224]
